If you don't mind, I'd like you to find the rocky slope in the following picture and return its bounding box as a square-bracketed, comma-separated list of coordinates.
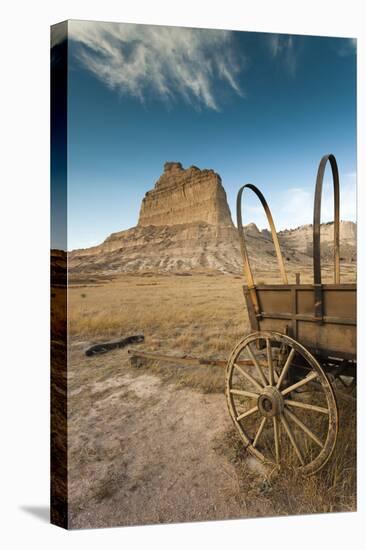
[279, 221, 356, 263]
[68, 162, 356, 276]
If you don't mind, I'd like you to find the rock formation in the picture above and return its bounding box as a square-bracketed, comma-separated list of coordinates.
[69, 162, 242, 275]
[279, 221, 357, 263]
[69, 222, 242, 274]
[68, 162, 356, 277]
[138, 162, 234, 227]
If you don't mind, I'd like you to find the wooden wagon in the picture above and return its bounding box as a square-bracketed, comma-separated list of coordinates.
[226, 154, 356, 475]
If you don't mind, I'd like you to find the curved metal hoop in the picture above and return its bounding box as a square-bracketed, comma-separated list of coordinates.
[236, 184, 288, 287]
[313, 154, 340, 285]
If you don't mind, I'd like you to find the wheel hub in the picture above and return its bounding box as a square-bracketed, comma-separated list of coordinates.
[258, 386, 284, 418]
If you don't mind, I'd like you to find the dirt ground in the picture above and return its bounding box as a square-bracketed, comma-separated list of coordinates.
[67, 267, 356, 529]
[68, 345, 245, 528]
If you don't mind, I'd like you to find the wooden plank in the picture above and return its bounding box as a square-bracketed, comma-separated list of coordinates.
[260, 312, 356, 325]
[253, 284, 356, 291]
[128, 349, 262, 369]
[291, 286, 297, 338]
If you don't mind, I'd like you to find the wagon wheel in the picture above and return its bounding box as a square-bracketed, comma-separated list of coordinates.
[225, 331, 338, 475]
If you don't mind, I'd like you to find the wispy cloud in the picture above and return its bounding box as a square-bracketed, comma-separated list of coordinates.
[278, 174, 356, 229]
[268, 34, 298, 75]
[68, 20, 244, 110]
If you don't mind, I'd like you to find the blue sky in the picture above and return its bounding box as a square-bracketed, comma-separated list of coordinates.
[63, 21, 356, 250]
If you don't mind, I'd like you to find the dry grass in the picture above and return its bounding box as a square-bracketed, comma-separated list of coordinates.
[135, 360, 225, 394]
[69, 273, 249, 395]
[68, 273, 249, 355]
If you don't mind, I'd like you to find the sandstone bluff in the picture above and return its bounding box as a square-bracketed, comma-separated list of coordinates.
[68, 162, 356, 276]
[138, 162, 234, 228]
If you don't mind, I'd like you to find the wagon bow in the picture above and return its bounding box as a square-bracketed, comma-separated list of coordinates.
[313, 154, 341, 321]
[236, 184, 288, 320]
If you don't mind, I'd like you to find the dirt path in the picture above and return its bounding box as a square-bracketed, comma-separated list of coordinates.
[68, 345, 244, 529]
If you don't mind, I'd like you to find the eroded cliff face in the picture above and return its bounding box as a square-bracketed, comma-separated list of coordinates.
[138, 162, 234, 227]
[279, 221, 357, 263]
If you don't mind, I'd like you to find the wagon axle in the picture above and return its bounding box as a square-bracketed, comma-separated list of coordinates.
[258, 387, 284, 418]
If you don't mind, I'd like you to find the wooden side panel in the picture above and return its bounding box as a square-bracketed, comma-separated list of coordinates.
[258, 318, 290, 334]
[297, 290, 314, 315]
[249, 285, 356, 360]
[257, 288, 292, 316]
[323, 288, 356, 319]
[297, 322, 356, 358]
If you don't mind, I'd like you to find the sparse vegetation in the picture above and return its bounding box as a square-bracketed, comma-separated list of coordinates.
[137, 360, 225, 394]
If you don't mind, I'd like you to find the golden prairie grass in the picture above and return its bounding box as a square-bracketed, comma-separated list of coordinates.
[68, 273, 249, 394]
[68, 273, 249, 402]
[68, 273, 248, 349]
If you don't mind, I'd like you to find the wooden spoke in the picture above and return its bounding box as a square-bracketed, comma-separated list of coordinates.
[273, 416, 280, 463]
[226, 331, 338, 475]
[281, 371, 318, 396]
[246, 344, 268, 386]
[234, 363, 263, 392]
[230, 389, 259, 399]
[284, 408, 323, 448]
[236, 405, 258, 422]
[253, 417, 266, 448]
[276, 348, 296, 390]
[280, 413, 305, 466]
[284, 399, 329, 414]
[266, 338, 274, 386]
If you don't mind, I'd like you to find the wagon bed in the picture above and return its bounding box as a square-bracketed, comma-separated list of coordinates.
[244, 282, 356, 362]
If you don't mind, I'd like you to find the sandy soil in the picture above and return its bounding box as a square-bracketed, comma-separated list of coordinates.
[67, 344, 248, 529]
